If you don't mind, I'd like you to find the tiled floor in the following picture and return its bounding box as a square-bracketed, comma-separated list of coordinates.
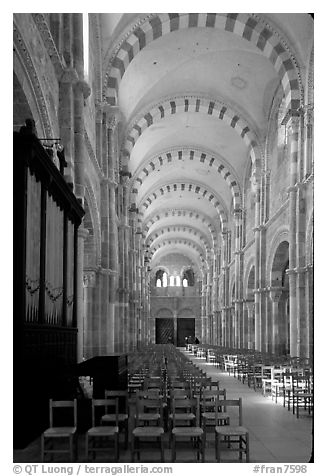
[13, 348, 313, 464]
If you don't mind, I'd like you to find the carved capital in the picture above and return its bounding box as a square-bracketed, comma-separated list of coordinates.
[281, 109, 301, 131]
[104, 105, 122, 130]
[268, 286, 284, 302]
[60, 67, 79, 84]
[76, 79, 91, 99]
[78, 227, 89, 240]
[83, 271, 96, 288]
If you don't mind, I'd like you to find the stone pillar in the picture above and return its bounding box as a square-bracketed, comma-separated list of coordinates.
[269, 287, 283, 354]
[279, 291, 289, 356]
[233, 209, 243, 349]
[76, 227, 88, 362]
[251, 163, 265, 352]
[83, 270, 96, 359]
[306, 264, 313, 361]
[221, 231, 229, 347]
[206, 262, 212, 344]
[106, 107, 121, 352]
[59, 67, 78, 185]
[284, 112, 300, 356]
[201, 278, 207, 343]
[173, 311, 178, 346]
[303, 106, 314, 178]
[246, 300, 255, 350]
[129, 211, 138, 351]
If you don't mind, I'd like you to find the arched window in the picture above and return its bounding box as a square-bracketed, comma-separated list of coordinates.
[175, 276, 181, 287]
[156, 279, 162, 288]
[182, 268, 195, 287]
[162, 272, 168, 287]
[182, 279, 188, 287]
[169, 275, 175, 286]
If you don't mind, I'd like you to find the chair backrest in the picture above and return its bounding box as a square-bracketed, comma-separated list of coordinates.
[49, 399, 77, 428]
[92, 398, 119, 427]
[171, 396, 199, 426]
[214, 398, 242, 426]
[104, 390, 128, 413]
[135, 393, 163, 425]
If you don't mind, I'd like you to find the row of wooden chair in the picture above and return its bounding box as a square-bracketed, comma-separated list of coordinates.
[41, 345, 250, 462]
[191, 345, 313, 419]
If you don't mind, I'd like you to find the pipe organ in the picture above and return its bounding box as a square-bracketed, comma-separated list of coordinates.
[14, 129, 84, 447]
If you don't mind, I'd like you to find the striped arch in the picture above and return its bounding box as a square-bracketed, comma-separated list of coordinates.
[145, 225, 211, 255]
[130, 147, 242, 209]
[138, 182, 228, 231]
[105, 13, 301, 112]
[143, 208, 218, 250]
[125, 96, 262, 171]
[150, 238, 208, 268]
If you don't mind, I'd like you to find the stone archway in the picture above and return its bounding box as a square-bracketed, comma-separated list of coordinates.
[177, 308, 195, 347]
[155, 308, 174, 344]
[269, 240, 290, 355]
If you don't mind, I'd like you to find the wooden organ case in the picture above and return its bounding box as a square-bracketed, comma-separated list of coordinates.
[13, 130, 85, 448]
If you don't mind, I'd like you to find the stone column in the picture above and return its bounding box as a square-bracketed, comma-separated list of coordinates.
[251, 164, 265, 352]
[201, 277, 207, 343]
[58, 14, 74, 185]
[303, 106, 314, 178]
[233, 209, 243, 349]
[284, 112, 300, 356]
[83, 270, 96, 359]
[269, 287, 283, 354]
[246, 300, 255, 350]
[173, 311, 178, 346]
[129, 211, 138, 351]
[279, 291, 289, 356]
[306, 264, 313, 361]
[220, 231, 229, 347]
[59, 66, 78, 185]
[106, 107, 121, 352]
[76, 227, 88, 361]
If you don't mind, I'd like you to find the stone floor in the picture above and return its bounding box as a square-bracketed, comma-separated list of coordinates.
[13, 348, 313, 464]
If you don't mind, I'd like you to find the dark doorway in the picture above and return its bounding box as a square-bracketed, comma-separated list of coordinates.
[177, 318, 195, 347]
[155, 318, 174, 344]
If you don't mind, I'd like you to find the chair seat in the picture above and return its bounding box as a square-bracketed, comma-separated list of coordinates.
[136, 412, 160, 421]
[133, 427, 164, 437]
[101, 413, 128, 422]
[43, 427, 76, 437]
[202, 412, 229, 420]
[215, 425, 248, 436]
[88, 426, 119, 436]
[169, 412, 195, 421]
[172, 427, 203, 437]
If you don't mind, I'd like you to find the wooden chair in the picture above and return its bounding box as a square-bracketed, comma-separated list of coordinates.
[200, 389, 229, 434]
[41, 399, 77, 462]
[171, 395, 204, 462]
[291, 374, 313, 418]
[215, 398, 249, 462]
[131, 394, 165, 462]
[102, 390, 129, 449]
[85, 398, 119, 461]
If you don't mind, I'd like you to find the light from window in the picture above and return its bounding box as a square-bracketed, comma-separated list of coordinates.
[176, 276, 181, 286]
[162, 273, 168, 287]
[169, 276, 175, 286]
[156, 279, 162, 288]
[183, 279, 188, 287]
[83, 13, 89, 80]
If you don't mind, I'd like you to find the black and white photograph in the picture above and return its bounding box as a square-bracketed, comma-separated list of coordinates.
[10, 5, 317, 473]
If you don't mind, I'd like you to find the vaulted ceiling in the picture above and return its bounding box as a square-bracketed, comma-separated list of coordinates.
[99, 13, 313, 277]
